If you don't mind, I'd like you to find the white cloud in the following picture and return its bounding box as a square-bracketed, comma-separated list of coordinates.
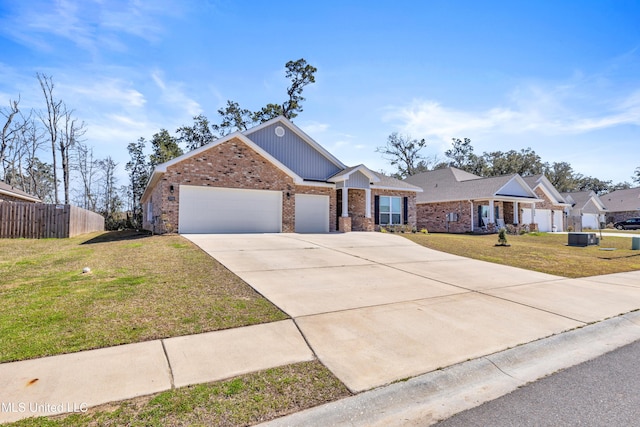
[299, 121, 329, 134]
[64, 78, 146, 108]
[151, 70, 202, 118]
[384, 84, 640, 144]
[0, 0, 179, 53]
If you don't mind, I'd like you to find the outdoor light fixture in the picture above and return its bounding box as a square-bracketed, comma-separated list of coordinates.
[170, 185, 175, 193]
[286, 192, 290, 199]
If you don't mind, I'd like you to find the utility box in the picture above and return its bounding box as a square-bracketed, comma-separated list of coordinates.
[446, 212, 459, 222]
[633, 237, 640, 250]
[568, 232, 597, 247]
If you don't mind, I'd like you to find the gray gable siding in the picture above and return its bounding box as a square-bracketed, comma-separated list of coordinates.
[343, 171, 371, 189]
[246, 123, 342, 180]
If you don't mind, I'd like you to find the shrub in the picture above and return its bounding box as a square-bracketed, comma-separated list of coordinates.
[497, 227, 508, 245]
[421, 228, 428, 234]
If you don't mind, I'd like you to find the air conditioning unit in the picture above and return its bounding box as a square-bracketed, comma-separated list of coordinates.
[568, 232, 597, 247]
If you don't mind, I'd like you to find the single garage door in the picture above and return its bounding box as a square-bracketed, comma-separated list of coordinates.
[179, 185, 282, 233]
[522, 208, 552, 232]
[295, 194, 329, 233]
[582, 213, 600, 229]
[552, 210, 564, 231]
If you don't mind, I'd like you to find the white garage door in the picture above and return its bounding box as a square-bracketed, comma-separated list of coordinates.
[552, 210, 564, 232]
[178, 186, 282, 234]
[582, 214, 600, 229]
[522, 208, 552, 232]
[295, 194, 329, 233]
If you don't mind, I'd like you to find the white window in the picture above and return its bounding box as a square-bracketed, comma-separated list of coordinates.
[379, 196, 402, 225]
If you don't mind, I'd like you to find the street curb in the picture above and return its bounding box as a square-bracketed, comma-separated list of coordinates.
[257, 310, 640, 427]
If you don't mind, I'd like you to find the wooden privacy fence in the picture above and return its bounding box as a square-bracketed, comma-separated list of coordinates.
[0, 202, 105, 238]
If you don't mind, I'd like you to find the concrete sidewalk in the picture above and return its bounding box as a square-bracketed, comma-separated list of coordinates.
[0, 320, 313, 424]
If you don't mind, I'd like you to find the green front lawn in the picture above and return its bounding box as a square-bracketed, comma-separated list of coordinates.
[0, 231, 287, 363]
[405, 232, 640, 278]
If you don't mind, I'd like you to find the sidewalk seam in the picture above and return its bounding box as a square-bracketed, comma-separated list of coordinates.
[161, 339, 175, 389]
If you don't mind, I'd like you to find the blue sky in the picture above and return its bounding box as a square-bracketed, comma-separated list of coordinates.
[1, 0, 639, 187]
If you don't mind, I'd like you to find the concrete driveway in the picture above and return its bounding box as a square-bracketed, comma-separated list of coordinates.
[185, 232, 640, 393]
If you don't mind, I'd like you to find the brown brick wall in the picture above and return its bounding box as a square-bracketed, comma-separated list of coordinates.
[347, 189, 369, 231]
[143, 137, 296, 233]
[417, 201, 472, 233]
[0, 194, 35, 203]
[372, 189, 417, 231]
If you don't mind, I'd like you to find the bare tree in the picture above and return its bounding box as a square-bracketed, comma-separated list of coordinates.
[97, 156, 122, 228]
[72, 141, 98, 210]
[377, 133, 433, 178]
[0, 97, 29, 181]
[59, 107, 86, 204]
[37, 73, 63, 203]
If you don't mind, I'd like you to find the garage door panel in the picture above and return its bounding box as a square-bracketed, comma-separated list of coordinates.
[295, 194, 329, 233]
[179, 186, 282, 234]
[522, 208, 552, 232]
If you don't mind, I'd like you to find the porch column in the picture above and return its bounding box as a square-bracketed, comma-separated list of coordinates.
[488, 200, 495, 223]
[514, 201, 519, 224]
[365, 188, 371, 218]
[470, 201, 474, 232]
[531, 203, 536, 223]
[342, 187, 349, 217]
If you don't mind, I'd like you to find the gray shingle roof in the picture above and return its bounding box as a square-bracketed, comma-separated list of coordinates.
[405, 167, 537, 203]
[0, 181, 41, 202]
[561, 191, 607, 211]
[601, 187, 640, 212]
[371, 172, 422, 191]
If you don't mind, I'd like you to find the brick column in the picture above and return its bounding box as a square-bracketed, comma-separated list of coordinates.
[339, 216, 352, 232]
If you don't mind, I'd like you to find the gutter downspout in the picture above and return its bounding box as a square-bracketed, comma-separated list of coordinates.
[469, 200, 474, 233]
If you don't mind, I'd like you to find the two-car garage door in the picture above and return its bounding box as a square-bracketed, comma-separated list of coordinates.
[178, 185, 329, 234]
[179, 186, 282, 234]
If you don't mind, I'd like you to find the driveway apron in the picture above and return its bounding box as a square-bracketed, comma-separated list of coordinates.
[184, 233, 640, 393]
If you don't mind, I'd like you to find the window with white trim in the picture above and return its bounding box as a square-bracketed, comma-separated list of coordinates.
[379, 196, 402, 225]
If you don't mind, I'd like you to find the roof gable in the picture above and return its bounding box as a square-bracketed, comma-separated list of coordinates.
[496, 175, 537, 198]
[244, 117, 344, 181]
[522, 174, 568, 205]
[561, 191, 607, 212]
[141, 132, 304, 202]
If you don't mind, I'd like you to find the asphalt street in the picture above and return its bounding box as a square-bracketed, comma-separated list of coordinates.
[436, 338, 640, 426]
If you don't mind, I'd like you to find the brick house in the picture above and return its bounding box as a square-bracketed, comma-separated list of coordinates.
[404, 167, 542, 233]
[141, 116, 421, 234]
[521, 175, 571, 232]
[0, 181, 41, 203]
[601, 187, 640, 224]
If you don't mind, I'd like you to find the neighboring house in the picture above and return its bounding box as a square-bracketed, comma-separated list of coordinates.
[0, 181, 41, 203]
[521, 175, 571, 232]
[561, 191, 607, 230]
[404, 167, 541, 233]
[141, 116, 421, 234]
[601, 187, 640, 224]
